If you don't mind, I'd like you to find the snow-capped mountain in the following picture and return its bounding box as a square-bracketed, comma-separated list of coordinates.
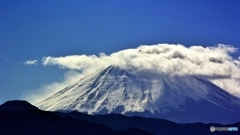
[37, 65, 240, 124]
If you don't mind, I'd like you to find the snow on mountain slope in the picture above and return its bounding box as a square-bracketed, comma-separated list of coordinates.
[37, 65, 240, 124]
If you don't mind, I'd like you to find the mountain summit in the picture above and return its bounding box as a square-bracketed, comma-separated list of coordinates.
[37, 65, 240, 124]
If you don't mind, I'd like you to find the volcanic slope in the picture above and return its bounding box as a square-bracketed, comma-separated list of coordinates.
[37, 65, 240, 124]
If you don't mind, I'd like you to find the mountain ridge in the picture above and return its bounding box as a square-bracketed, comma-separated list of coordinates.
[0, 100, 152, 135]
[0, 100, 40, 111]
[1, 100, 240, 135]
[56, 110, 240, 135]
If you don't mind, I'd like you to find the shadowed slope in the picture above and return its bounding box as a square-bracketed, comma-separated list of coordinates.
[0, 100, 152, 135]
[0, 100, 40, 111]
[56, 111, 240, 135]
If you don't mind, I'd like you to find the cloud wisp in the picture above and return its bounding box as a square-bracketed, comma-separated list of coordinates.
[24, 44, 240, 103]
[22, 70, 84, 104]
[24, 59, 38, 65]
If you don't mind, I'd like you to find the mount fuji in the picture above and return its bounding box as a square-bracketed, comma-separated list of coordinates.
[37, 65, 240, 124]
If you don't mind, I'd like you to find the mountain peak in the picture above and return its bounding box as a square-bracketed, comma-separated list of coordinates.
[37, 66, 240, 124]
[0, 100, 40, 111]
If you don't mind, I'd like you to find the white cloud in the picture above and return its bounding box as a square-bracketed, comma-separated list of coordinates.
[42, 44, 240, 78]
[24, 59, 38, 65]
[25, 44, 240, 103]
[22, 70, 84, 104]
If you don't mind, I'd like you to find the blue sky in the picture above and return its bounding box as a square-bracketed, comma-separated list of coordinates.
[1, 0, 240, 104]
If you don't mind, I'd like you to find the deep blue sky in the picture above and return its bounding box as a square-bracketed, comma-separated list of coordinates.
[1, 0, 240, 104]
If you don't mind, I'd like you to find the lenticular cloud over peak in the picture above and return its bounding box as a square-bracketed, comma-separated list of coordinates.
[42, 43, 240, 98]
